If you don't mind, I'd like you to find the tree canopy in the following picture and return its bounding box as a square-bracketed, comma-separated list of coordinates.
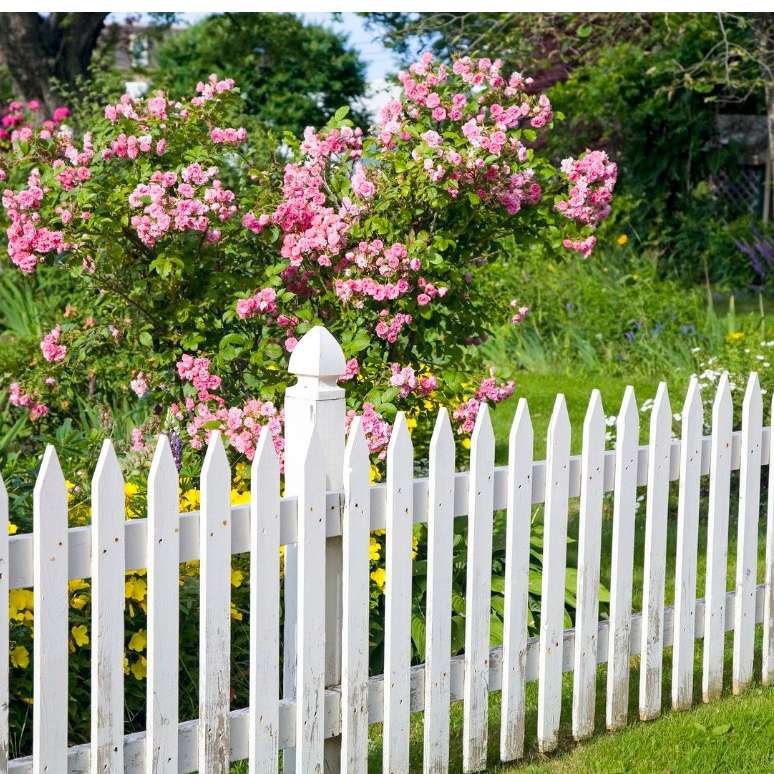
[154, 13, 368, 135]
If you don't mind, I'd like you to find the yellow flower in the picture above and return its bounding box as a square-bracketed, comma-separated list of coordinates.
[9, 589, 34, 622]
[406, 416, 417, 430]
[231, 568, 245, 588]
[411, 534, 419, 560]
[230, 488, 250, 506]
[71, 624, 89, 647]
[179, 488, 201, 512]
[65, 479, 75, 502]
[726, 331, 745, 343]
[230, 602, 244, 621]
[370, 567, 386, 590]
[616, 234, 629, 246]
[130, 655, 147, 680]
[462, 437, 472, 450]
[11, 645, 30, 669]
[125, 576, 147, 602]
[71, 594, 89, 610]
[124, 656, 129, 675]
[369, 537, 381, 562]
[369, 465, 381, 484]
[69, 579, 89, 592]
[8, 522, 18, 535]
[128, 629, 147, 652]
[124, 482, 140, 498]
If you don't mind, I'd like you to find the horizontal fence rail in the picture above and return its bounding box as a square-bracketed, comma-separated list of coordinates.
[6, 427, 771, 589]
[3, 325, 774, 774]
[6, 587, 768, 773]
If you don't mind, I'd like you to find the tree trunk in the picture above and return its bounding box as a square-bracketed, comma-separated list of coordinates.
[0, 12, 108, 110]
[751, 13, 774, 222]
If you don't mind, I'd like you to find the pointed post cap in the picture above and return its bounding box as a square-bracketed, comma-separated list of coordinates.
[288, 326, 346, 378]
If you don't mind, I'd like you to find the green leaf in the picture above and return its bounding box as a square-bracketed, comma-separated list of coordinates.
[711, 723, 731, 735]
[577, 23, 593, 38]
[138, 331, 153, 347]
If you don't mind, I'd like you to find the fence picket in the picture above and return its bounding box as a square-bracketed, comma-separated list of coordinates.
[32, 445, 69, 772]
[605, 386, 639, 730]
[537, 395, 571, 753]
[146, 435, 180, 773]
[91, 440, 125, 773]
[249, 428, 281, 774]
[500, 399, 533, 762]
[296, 428, 327, 773]
[199, 432, 232, 773]
[639, 382, 672, 721]
[463, 404, 495, 772]
[423, 409, 455, 774]
[572, 390, 605, 739]
[766, 390, 774, 685]
[0, 473, 8, 771]
[672, 378, 703, 710]
[384, 413, 414, 773]
[733, 373, 762, 694]
[702, 373, 732, 702]
[341, 419, 370, 774]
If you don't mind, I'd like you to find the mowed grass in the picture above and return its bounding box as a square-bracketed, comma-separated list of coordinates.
[363, 629, 774, 773]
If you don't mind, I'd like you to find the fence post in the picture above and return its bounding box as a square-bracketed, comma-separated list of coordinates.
[284, 326, 346, 773]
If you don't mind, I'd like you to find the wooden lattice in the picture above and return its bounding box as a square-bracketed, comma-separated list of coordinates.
[713, 165, 765, 216]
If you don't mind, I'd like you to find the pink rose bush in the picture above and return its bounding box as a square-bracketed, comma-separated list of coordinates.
[1, 54, 615, 468]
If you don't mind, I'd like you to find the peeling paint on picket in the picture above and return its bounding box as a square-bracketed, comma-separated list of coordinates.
[3, 326, 774, 774]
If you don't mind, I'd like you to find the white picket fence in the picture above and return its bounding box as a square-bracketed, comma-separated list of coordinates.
[1, 325, 774, 773]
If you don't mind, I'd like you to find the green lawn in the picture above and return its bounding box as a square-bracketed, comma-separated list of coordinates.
[365, 629, 774, 773]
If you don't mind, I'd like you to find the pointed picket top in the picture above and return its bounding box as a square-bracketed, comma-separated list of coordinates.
[713, 371, 732, 424]
[742, 371, 762, 416]
[618, 385, 639, 434]
[430, 407, 455, 459]
[34, 444, 66, 499]
[344, 415, 370, 471]
[93, 438, 123, 492]
[202, 430, 230, 479]
[253, 426, 280, 482]
[387, 411, 414, 464]
[288, 325, 346, 378]
[583, 389, 605, 440]
[681, 376, 703, 432]
[509, 398, 533, 454]
[149, 433, 178, 484]
[650, 382, 672, 436]
[547, 394, 571, 442]
[471, 401, 495, 459]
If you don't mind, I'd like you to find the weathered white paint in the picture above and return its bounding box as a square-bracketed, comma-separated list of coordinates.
[463, 404, 495, 772]
[572, 390, 605, 739]
[702, 373, 732, 702]
[672, 378, 703, 710]
[733, 373, 762, 694]
[146, 435, 180, 773]
[295, 429, 327, 774]
[605, 386, 639, 730]
[284, 325, 346, 774]
[6, 425, 774, 591]
[766, 392, 774, 686]
[91, 440, 126, 773]
[639, 383, 671, 721]
[500, 399, 533, 762]
[537, 396, 571, 753]
[33, 446, 69, 773]
[341, 418, 370, 774]
[249, 429, 281, 774]
[383, 413, 414, 773]
[0, 473, 8, 772]
[424, 409, 455, 774]
[199, 433, 231, 773]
